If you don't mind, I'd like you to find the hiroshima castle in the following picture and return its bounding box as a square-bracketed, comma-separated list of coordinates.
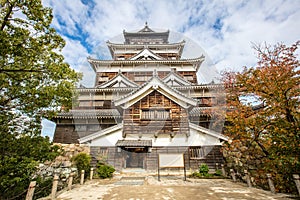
[52, 23, 228, 172]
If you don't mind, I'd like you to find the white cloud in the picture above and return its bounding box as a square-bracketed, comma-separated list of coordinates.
[42, 0, 300, 86]
[61, 36, 95, 86]
[44, 0, 89, 35]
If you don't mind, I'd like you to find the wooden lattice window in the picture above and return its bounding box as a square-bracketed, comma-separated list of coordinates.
[141, 109, 170, 120]
[189, 147, 205, 159]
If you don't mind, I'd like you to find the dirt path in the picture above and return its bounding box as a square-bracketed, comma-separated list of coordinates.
[55, 176, 293, 200]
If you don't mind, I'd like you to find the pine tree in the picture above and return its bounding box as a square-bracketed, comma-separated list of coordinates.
[0, 1, 80, 198]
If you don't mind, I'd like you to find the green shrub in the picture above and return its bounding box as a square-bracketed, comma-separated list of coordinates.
[96, 162, 115, 179]
[71, 152, 91, 175]
[190, 171, 213, 178]
[214, 169, 222, 176]
[204, 173, 213, 178]
[199, 164, 209, 176]
[190, 171, 201, 178]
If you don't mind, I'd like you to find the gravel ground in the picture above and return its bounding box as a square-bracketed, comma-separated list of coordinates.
[51, 175, 296, 200]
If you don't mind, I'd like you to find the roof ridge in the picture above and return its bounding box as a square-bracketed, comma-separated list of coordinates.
[138, 22, 154, 33]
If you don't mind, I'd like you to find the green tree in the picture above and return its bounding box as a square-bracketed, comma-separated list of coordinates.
[222, 41, 300, 193]
[0, 0, 80, 198]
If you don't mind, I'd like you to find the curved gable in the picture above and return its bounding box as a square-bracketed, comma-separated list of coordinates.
[97, 72, 138, 88]
[129, 48, 165, 60]
[163, 71, 192, 86]
[114, 75, 197, 109]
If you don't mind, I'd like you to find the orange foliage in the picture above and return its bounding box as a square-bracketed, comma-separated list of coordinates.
[221, 41, 300, 194]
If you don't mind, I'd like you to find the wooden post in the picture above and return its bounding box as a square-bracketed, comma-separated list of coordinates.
[244, 170, 252, 187]
[293, 174, 300, 196]
[221, 164, 226, 177]
[183, 156, 186, 181]
[266, 174, 276, 193]
[157, 154, 160, 181]
[230, 169, 236, 182]
[67, 173, 74, 191]
[25, 181, 36, 200]
[90, 168, 94, 180]
[51, 174, 59, 199]
[80, 170, 85, 185]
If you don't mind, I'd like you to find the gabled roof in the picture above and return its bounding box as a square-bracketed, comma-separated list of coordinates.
[173, 83, 224, 90]
[97, 71, 138, 88]
[138, 22, 154, 32]
[129, 48, 165, 60]
[123, 22, 169, 36]
[163, 70, 192, 86]
[107, 40, 186, 60]
[87, 55, 205, 72]
[79, 123, 123, 143]
[189, 123, 228, 141]
[114, 73, 197, 109]
[116, 140, 152, 147]
[189, 107, 213, 117]
[106, 40, 185, 49]
[123, 23, 170, 44]
[55, 109, 121, 119]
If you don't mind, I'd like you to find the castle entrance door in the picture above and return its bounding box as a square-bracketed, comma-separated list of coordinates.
[116, 140, 152, 169]
[124, 147, 147, 168]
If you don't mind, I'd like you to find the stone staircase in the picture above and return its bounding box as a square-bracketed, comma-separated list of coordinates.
[113, 168, 147, 185]
[114, 168, 189, 185]
[114, 176, 146, 185]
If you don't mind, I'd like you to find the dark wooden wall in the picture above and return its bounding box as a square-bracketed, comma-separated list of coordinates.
[95, 71, 198, 86]
[89, 145, 224, 172]
[123, 91, 189, 137]
[53, 119, 118, 144]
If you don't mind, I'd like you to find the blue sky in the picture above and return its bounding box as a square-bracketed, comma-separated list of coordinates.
[41, 0, 300, 139]
[42, 0, 300, 86]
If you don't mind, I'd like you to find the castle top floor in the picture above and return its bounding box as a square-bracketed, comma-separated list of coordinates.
[88, 23, 205, 86]
[123, 22, 169, 45]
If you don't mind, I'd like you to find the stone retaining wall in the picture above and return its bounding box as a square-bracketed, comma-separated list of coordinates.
[51, 143, 90, 167]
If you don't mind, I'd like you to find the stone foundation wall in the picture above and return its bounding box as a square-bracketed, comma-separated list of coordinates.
[51, 143, 90, 167]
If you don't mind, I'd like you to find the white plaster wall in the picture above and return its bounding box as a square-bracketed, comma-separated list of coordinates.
[88, 127, 221, 147]
[151, 129, 221, 146]
[89, 129, 122, 146]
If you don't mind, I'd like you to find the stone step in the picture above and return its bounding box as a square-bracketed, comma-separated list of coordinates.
[121, 168, 146, 173]
[114, 176, 145, 185]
